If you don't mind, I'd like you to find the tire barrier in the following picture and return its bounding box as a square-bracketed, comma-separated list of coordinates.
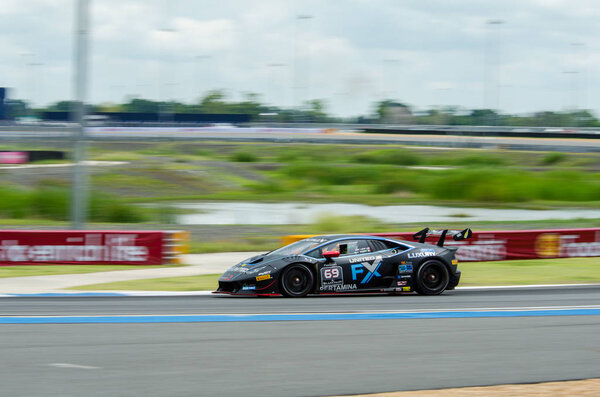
[0, 230, 189, 266]
[282, 228, 600, 262]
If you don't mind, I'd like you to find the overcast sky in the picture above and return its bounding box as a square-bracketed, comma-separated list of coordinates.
[1, 0, 600, 117]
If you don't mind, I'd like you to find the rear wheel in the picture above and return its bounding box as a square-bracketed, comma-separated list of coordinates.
[415, 260, 449, 295]
[280, 264, 314, 297]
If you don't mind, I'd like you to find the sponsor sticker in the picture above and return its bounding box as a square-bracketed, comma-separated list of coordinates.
[398, 264, 413, 274]
[256, 274, 271, 282]
[242, 285, 256, 291]
[350, 256, 383, 284]
[320, 284, 357, 292]
[402, 286, 411, 292]
[451, 259, 459, 265]
[396, 280, 408, 286]
[407, 249, 435, 259]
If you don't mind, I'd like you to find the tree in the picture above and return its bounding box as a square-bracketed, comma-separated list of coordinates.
[122, 98, 160, 113]
[4, 99, 30, 119]
[199, 90, 229, 113]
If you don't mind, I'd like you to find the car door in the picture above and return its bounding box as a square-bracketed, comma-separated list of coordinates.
[310, 238, 390, 292]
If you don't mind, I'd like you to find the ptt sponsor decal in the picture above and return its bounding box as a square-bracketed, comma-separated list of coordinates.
[535, 233, 600, 258]
[320, 266, 343, 288]
[320, 284, 357, 292]
[398, 264, 413, 274]
[407, 249, 435, 259]
[351, 255, 383, 284]
[535, 233, 561, 258]
[256, 274, 271, 282]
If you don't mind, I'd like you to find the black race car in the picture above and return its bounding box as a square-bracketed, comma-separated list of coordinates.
[215, 228, 471, 297]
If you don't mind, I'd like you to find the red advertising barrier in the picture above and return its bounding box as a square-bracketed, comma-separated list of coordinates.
[0, 151, 28, 164]
[0, 230, 189, 266]
[371, 228, 600, 262]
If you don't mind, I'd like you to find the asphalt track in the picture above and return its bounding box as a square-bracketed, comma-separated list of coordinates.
[1, 286, 599, 396]
[2, 127, 600, 152]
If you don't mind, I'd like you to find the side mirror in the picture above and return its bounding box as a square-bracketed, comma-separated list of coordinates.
[322, 250, 340, 259]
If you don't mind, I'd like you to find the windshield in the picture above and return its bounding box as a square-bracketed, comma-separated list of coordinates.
[268, 238, 327, 256]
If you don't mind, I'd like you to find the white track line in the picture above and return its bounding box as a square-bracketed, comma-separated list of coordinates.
[457, 283, 600, 290]
[45, 363, 101, 370]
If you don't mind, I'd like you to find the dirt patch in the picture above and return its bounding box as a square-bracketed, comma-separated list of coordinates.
[332, 378, 600, 396]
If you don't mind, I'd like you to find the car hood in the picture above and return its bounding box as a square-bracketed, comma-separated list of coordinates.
[219, 253, 285, 281]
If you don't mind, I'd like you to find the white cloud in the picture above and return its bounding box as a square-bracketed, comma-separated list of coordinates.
[2, 0, 600, 116]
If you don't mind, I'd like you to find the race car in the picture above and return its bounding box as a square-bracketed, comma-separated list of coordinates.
[215, 228, 471, 297]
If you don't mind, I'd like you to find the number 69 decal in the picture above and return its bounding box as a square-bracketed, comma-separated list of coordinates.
[321, 266, 343, 280]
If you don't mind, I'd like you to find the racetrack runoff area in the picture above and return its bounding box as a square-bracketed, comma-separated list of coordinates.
[333, 378, 600, 396]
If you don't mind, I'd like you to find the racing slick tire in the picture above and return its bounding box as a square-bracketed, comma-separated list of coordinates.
[280, 263, 314, 298]
[414, 260, 450, 295]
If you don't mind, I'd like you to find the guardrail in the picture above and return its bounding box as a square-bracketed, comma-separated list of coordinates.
[282, 228, 600, 261]
[0, 230, 189, 266]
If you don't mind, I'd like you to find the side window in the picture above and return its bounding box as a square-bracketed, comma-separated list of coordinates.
[368, 240, 388, 252]
[306, 239, 372, 258]
[383, 240, 410, 251]
[368, 240, 411, 252]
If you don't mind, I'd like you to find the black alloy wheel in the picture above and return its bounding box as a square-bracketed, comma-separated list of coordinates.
[415, 260, 449, 295]
[280, 264, 314, 297]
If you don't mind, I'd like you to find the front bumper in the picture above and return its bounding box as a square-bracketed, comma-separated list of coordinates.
[216, 277, 279, 295]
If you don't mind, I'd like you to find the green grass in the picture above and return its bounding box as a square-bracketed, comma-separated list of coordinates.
[459, 257, 600, 285]
[0, 184, 148, 222]
[3, 142, 600, 225]
[71, 257, 600, 291]
[0, 264, 182, 278]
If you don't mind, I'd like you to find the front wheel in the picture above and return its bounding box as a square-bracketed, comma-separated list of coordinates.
[414, 260, 449, 295]
[280, 264, 314, 298]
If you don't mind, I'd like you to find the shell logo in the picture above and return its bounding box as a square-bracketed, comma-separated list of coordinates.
[535, 233, 561, 258]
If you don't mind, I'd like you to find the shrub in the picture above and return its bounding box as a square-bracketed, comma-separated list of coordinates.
[230, 151, 258, 162]
[541, 152, 566, 166]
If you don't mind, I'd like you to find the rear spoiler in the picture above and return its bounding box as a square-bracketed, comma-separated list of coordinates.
[412, 227, 472, 247]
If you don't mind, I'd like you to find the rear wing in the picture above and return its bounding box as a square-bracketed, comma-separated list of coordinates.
[412, 227, 472, 247]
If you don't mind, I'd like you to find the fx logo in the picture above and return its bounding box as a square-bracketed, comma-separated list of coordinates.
[351, 256, 383, 284]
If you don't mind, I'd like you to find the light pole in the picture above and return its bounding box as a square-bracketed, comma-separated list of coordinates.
[156, 28, 176, 122]
[267, 63, 286, 106]
[381, 58, 399, 100]
[71, 0, 90, 229]
[20, 52, 34, 107]
[194, 55, 210, 102]
[293, 14, 314, 119]
[571, 42, 586, 111]
[563, 71, 578, 110]
[484, 19, 505, 124]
